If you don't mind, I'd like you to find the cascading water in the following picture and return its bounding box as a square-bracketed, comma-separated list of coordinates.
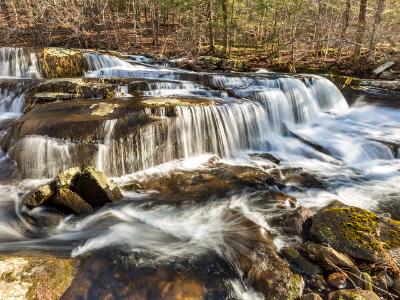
[0, 48, 399, 299]
[0, 47, 41, 79]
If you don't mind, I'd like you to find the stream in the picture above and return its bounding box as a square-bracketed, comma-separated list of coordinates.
[0, 47, 399, 299]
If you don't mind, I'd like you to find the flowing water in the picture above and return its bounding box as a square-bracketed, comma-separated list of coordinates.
[0, 48, 399, 298]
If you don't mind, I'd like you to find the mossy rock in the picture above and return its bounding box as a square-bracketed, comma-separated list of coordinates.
[310, 206, 400, 263]
[0, 255, 75, 300]
[40, 48, 85, 78]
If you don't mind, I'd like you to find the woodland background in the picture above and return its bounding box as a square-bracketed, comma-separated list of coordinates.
[0, 0, 399, 73]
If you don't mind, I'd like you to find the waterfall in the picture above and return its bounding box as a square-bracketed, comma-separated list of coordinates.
[0, 48, 41, 79]
[2, 48, 393, 180]
[175, 101, 270, 158]
[0, 88, 25, 115]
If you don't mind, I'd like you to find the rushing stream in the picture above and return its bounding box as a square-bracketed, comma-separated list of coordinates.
[0, 48, 399, 298]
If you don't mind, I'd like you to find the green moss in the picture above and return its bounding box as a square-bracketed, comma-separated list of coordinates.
[324, 207, 400, 251]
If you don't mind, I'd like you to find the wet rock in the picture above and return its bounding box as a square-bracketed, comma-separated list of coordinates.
[22, 183, 54, 209]
[282, 206, 312, 236]
[51, 187, 94, 215]
[280, 167, 326, 189]
[0, 254, 75, 300]
[307, 274, 328, 292]
[327, 272, 347, 289]
[73, 166, 123, 207]
[327, 289, 380, 300]
[23, 167, 122, 214]
[250, 152, 281, 164]
[310, 206, 400, 263]
[281, 247, 322, 275]
[301, 293, 323, 300]
[40, 47, 85, 78]
[53, 167, 81, 189]
[62, 252, 207, 300]
[125, 162, 284, 198]
[24, 78, 118, 112]
[301, 242, 355, 272]
[222, 210, 304, 299]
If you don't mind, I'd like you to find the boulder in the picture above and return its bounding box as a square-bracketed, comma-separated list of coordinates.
[310, 206, 400, 263]
[40, 47, 85, 78]
[22, 167, 122, 214]
[73, 166, 123, 207]
[327, 289, 380, 300]
[51, 187, 94, 215]
[282, 206, 312, 236]
[301, 242, 355, 271]
[0, 255, 75, 300]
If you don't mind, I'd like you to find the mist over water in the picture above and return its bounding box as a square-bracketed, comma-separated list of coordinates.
[0, 48, 399, 297]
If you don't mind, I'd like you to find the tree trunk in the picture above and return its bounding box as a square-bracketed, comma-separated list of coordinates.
[0, 0, 11, 26]
[207, 0, 215, 53]
[220, 0, 229, 57]
[368, 0, 385, 62]
[337, 0, 351, 60]
[353, 0, 368, 61]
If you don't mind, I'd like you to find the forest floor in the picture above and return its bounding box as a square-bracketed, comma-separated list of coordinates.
[2, 25, 399, 78]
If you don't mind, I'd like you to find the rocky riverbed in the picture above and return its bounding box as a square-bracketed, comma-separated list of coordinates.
[0, 47, 399, 299]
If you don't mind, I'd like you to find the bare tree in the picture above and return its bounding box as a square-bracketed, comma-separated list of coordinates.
[368, 0, 385, 62]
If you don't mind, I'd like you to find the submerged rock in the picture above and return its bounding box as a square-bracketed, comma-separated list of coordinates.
[310, 206, 400, 263]
[0, 254, 75, 300]
[123, 162, 286, 199]
[224, 210, 304, 299]
[22, 167, 122, 214]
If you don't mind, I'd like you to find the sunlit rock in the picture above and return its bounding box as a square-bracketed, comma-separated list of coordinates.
[310, 206, 400, 264]
[0, 255, 75, 300]
[74, 166, 122, 207]
[22, 167, 122, 214]
[39, 47, 85, 78]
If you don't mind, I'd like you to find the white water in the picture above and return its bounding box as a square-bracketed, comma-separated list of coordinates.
[0, 50, 399, 297]
[0, 47, 41, 79]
